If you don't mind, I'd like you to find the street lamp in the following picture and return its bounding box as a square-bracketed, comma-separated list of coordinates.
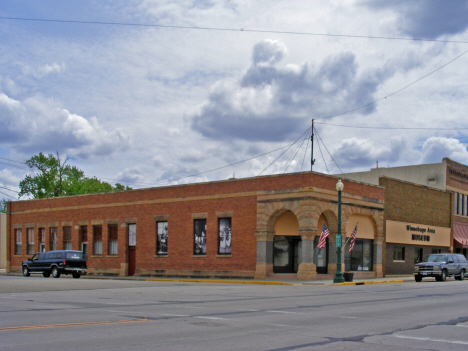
[334, 179, 345, 283]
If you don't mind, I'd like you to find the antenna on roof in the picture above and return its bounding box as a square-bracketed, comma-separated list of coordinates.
[311, 119, 316, 171]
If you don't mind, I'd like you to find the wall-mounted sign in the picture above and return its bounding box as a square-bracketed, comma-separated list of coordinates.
[386, 220, 450, 247]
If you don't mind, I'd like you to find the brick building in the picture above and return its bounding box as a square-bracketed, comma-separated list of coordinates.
[6, 172, 385, 280]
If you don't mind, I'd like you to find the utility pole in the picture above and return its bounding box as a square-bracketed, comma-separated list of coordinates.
[311, 119, 315, 171]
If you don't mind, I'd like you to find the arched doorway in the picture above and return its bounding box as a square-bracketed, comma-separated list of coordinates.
[273, 211, 301, 273]
[314, 214, 331, 274]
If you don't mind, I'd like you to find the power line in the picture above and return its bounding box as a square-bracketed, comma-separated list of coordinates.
[315, 127, 330, 175]
[317, 48, 468, 121]
[2, 16, 468, 44]
[0, 190, 16, 199]
[0, 185, 20, 193]
[315, 128, 343, 174]
[284, 128, 311, 173]
[315, 122, 468, 130]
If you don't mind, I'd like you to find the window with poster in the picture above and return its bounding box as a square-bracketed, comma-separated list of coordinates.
[194, 219, 206, 255]
[156, 221, 168, 255]
[218, 218, 231, 255]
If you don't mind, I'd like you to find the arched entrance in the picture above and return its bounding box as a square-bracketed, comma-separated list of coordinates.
[273, 211, 301, 273]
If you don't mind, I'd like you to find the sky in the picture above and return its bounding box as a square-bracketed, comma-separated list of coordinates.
[1, 0, 468, 200]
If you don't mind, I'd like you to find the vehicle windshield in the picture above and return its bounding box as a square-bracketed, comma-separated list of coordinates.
[422, 255, 447, 263]
[66, 252, 83, 259]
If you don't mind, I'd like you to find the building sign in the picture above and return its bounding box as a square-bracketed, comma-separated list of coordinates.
[386, 220, 450, 247]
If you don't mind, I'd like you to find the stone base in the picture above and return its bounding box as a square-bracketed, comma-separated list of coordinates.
[254, 263, 273, 279]
[374, 264, 383, 278]
[297, 263, 317, 281]
[327, 264, 345, 275]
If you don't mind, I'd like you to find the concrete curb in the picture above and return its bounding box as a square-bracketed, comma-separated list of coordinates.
[145, 278, 301, 286]
[332, 279, 405, 286]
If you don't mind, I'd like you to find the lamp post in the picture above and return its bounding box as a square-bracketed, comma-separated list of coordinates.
[333, 179, 345, 283]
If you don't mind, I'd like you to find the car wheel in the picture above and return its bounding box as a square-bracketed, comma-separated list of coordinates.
[52, 267, 61, 278]
[43, 271, 50, 278]
[414, 275, 422, 282]
[440, 269, 447, 282]
[72, 272, 81, 279]
[456, 269, 465, 281]
[22, 266, 30, 277]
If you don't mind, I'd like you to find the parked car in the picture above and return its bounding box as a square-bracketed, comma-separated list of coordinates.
[22, 250, 87, 279]
[413, 254, 468, 282]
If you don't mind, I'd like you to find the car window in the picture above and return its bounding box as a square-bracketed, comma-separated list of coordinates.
[31, 253, 39, 260]
[458, 255, 467, 263]
[47, 253, 57, 259]
[452, 255, 459, 263]
[423, 255, 447, 263]
[66, 252, 83, 259]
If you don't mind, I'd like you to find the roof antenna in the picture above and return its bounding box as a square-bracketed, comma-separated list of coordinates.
[311, 119, 316, 171]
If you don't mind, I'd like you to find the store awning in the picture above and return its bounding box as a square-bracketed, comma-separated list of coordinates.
[453, 223, 468, 248]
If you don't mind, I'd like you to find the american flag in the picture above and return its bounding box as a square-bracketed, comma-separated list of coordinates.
[349, 223, 359, 252]
[317, 224, 330, 249]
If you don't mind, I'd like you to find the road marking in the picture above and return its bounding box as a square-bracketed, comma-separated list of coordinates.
[394, 334, 468, 345]
[196, 316, 230, 321]
[340, 316, 358, 319]
[266, 310, 301, 314]
[240, 309, 259, 312]
[175, 306, 205, 309]
[0, 319, 149, 332]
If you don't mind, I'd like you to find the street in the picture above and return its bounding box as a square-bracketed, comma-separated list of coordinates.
[1, 276, 468, 350]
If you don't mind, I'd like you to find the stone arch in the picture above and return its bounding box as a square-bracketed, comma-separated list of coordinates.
[274, 210, 299, 236]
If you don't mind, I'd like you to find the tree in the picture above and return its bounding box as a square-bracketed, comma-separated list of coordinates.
[19, 152, 131, 199]
[0, 199, 7, 213]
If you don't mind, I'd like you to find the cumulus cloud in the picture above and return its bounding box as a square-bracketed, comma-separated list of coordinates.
[19, 62, 66, 79]
[116, 167, 145, 184]
[420, 137, 468, 164]
[0, 92, 129, 158]
[333, 137, 408, 169]
[364, 0, 468, 39]
[190, 39, 395, 142]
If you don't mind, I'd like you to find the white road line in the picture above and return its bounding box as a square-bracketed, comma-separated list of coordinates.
[175, 306, 205, 309]
[196, 316, 231, 321]
[265, 310, 301, 314]
[456, 324, 468, 328]
[108, 310, 128, 313]
[239, 309, 259, 312]
[394, 334, 468, 345]
[340, 316, 358, 319]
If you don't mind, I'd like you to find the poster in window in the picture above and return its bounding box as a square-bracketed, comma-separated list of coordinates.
[157, 222, 168, 255]
[194, 219, 206, 255]
[218, 218, 231, 254]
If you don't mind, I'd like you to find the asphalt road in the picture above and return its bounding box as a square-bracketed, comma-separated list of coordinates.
[1, 275, 468, 350]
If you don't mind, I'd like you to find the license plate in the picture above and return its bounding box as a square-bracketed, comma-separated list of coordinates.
[74, 268, 80, 271]
[422, 272, 427, 275]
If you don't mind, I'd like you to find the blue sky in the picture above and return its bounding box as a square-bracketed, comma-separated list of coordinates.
[1, 0, 468, 199]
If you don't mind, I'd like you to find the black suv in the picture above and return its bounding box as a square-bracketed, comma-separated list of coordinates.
[414, 253, 468, 282]
[22, 250, 87, 279]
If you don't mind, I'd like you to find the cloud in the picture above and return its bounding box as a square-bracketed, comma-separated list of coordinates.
[333, 137, 407, 169]
[190, 39, 395, 142]
[0, 93, 129, 158]
[19, 62, 66, 79]
[364, 0, 468, 39]
[420, 137, 468, 164]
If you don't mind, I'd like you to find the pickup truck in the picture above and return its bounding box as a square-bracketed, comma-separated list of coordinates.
[414, 253, 468, 282]
[22, 250, 87, 279]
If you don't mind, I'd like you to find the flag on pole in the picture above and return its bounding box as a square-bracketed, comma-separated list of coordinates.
[349, 223, 359, 252]
[317, 224, 330, 249]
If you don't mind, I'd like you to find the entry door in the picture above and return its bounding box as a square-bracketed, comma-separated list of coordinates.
[273, 236, 302, 273]
[314, 236, 328, 274]
[128, 224, 136, 276]
[81, 242, 88, 259]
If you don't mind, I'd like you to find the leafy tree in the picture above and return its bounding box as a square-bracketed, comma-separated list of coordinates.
[19, 152, 131, 199]
[0, 199, 7, 213]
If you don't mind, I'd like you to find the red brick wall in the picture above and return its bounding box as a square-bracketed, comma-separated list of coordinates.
[8, 172, 384, 276]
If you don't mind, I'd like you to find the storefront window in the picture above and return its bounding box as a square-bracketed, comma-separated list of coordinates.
[393, 246, 405, 261]
[345, 239, 373, 271]
[414, 247, 423, 263]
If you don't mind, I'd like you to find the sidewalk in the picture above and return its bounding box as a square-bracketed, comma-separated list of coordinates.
[1, 270, 415, 286]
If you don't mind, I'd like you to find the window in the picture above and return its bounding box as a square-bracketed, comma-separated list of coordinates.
[15, 229, 22, 255]
[128, 224, 136, 247]
[93, 225, 102, 255]
[194, 219, 206, 255]
[38, 228, 46, 252]
[156, 222, 168, 255]
[49, 227, 58, 251]
[108, 224, 118, 255]
[460, 194, 464, 216]
[465, 194, 468, 216]
[63, 226, 72, 250]
[345, 239, 373, 271]
[218, 218, 231, 255]
[432, 248, 442, 254]
[27, 228, 35, 254]
[455, 192, 459, 214]
[414, 247, 423, 264]
[393, 246, 405, 261]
